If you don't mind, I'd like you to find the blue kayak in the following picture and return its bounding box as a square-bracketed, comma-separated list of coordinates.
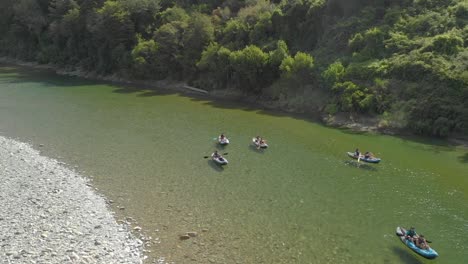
[396, 227, 439, 259]
[347, 152, 381, 163]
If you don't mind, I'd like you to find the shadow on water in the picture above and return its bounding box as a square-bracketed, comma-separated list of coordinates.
[398, 134, 461, 151]
[112, 82, 177, 97]
[207, 159, 224, 172]
[248, 144, 266, 154]
[3, 63, 467, 153]
[392, 247, 425, 264]
[343, 160, 378, 171]
[338, 127, 370, 135]
[458, 152, 468, 163]
[0, 64, 98, 87]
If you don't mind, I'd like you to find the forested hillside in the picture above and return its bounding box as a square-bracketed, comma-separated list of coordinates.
[1, 0, 467, 137]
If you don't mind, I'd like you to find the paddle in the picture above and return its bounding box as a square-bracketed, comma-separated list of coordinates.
[204, 153, 228, 158]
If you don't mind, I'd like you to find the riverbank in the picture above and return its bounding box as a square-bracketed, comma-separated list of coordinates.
[0, 57, 374, 127]
[0, 135, 145, 263]
[1, 57, 466, 147]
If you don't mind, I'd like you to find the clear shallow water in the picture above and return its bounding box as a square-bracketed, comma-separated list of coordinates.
[1, 65, 467, 263]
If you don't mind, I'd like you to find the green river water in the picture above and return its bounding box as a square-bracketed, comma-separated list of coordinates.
[0, 65, 467, 263]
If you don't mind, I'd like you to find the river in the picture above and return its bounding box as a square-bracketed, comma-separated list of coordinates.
[1, 64, 467, 263]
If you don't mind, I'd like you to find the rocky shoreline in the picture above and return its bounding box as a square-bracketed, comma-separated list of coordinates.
[0, 135, 145, 263]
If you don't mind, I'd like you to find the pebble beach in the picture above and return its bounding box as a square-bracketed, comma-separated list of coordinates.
[0, 135, 144, 263]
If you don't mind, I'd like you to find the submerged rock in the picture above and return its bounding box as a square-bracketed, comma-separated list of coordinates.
[187, 232, 198, 237]
[179, 234, 191, 240]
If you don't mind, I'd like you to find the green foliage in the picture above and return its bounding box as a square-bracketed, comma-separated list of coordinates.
[12, 0, 47, 37]
[348, 27, 386, 58]
[384, 31, 417, 54]
[181, 12, 214, 77]
[158, 6, 189, 24]
[407, 95, 463, 137]
[332, 81, 375, 112]
[153, 19, 188, 78]
[266, 39, 290, 80]
[90, 0, 135, 73]
[229, 45, 269, 93]
[220, 19, 250, 50]
[1, 0, 467, 137]
[119, 0, 160, 36]
[395, 10, 455, 37]
[423, 33, 464, 55]
[324, 103, 338, 115]
[48, 0, 79, 19]
[413, 0, 455, 10]
[279, 52, 314, 81]
[269, 40, 289, 67]
[322, 60, 345, 85]
[237, 0, 275, 25]
[450, 1, 468, 27]
[131, 37, 160, 78]
[249, 12, 274, 46]
[196, 43, 232, 89]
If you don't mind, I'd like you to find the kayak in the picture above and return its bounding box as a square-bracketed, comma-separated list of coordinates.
[211, 153, 228, 165]
[252, 138, 268, 149]
[346, 152, 381, 163]
[396, 227, 439, 259]
[218, 136, 230, 145]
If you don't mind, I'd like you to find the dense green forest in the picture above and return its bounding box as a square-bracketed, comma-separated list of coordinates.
[0, 0, 467, 137]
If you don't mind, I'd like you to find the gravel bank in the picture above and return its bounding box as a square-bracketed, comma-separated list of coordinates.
[0, 135, 144, 263]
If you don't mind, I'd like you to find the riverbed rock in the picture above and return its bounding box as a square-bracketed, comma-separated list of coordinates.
[187, 232, 198, 237]
[179, 234, 191, 240]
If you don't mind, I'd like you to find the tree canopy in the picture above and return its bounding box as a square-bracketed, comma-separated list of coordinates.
[1, 0, 467, 137]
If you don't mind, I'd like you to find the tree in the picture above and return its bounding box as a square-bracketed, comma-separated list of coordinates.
[279, 51, 314, 81]
[153, 20, 187, 78]
[220, 19, 249, 50]
[425, 33, 464, 55]
[197, 43, 232, 89]
[89, 0, 136, 73]
[229, 45, 269, 93]
[131, 37, 160, 78]
[267, 39, 289, 79]
[322, 60, 346, 86]
[332, 81, 374, 112]
[119, 0, 160, 37]
[182, 12, 214, 77]
[9, 0, 47, 58]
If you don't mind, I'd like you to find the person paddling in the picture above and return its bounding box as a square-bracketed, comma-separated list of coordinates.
[354, 148, 360, 157]
[405, 227, 417, 243]
[415, 234, 430, 249]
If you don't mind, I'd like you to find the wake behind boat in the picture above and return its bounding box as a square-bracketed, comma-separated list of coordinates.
[396, 227, 438, 259]
[347, 152, 381, 163]
[211, 152, 228, 165]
